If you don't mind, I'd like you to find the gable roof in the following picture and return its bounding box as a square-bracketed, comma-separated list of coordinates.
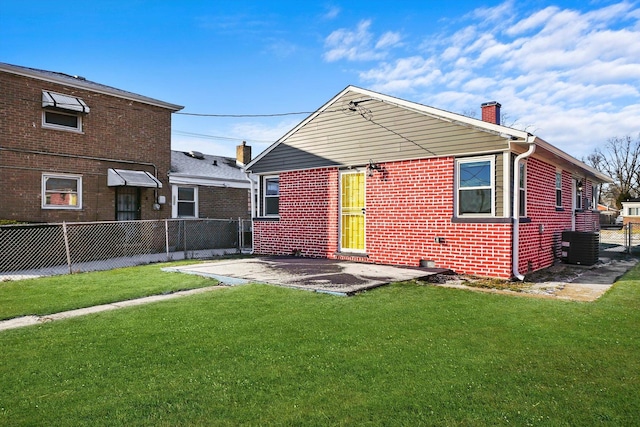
[246, 85, 611, 183]
[169, 150, 250, 189]
[0, 62, 183, 111]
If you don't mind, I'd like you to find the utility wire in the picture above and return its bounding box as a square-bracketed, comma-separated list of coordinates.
[172, 130, 274, 143]
[175, 111, 314, 117]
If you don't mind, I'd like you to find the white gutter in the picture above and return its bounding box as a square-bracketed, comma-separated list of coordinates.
[512, 138, 536, 281]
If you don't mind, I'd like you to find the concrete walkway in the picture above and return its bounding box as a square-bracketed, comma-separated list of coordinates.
[0, 286, 223, 332]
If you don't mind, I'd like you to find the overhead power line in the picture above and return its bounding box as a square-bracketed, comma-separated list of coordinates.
[171, 130, 275, 143]
[175, 111, 314, 117]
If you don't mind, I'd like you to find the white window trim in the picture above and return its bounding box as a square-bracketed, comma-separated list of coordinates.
[262, 175, 280, 217]
[519, 162, 527, 217]
[42, 173, 82, 210]
[171, 185, 198, 218]
[455, 156, 495, 217]
[42, 109, 83, 133]
[555, 170, 563, 208]
[574, 178, 583, 210]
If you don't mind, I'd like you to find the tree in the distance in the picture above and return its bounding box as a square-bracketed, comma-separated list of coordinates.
[584, 134, 640, 208]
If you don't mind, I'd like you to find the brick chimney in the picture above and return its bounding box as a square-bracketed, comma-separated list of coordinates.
[481, 101, 501, 125]
[236, 141, 251, 166]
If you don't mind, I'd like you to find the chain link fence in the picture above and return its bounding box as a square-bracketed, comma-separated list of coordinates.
[600, 223, 638, 254]
[0, 218, 252, 281]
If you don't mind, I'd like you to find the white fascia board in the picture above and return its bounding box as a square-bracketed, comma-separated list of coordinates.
[347, 86, 531, 140]
[518, 137, 613, 183]
[169, 174, 251, 189]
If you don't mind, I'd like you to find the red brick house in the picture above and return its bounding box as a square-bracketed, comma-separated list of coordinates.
[245, 86, 612, 279]
[0, 62, 183, 223]
[168, 142, 253, 219]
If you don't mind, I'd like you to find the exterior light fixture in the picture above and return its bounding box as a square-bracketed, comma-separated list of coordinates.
[367, 159, 382, 177]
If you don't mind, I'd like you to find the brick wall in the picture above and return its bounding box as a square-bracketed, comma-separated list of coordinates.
[517, 157, 600, 274]
[254, 159, 515, 278]
[0, 71, 173, 222]
[254, 154, 604, 278]
[253, 168, 339, 257]
[198, 187, 251, 219]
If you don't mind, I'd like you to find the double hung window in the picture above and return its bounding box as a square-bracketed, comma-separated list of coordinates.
[519, 162, 526, 217]
[555, 172, 562, 208]
[456, 156, 494, 216]
[176, 186, 197, 218]
[263, 176, 279, 216]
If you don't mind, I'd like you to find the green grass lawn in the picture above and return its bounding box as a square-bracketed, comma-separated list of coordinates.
[0, 262, 217, 321]
[1, 262, 639, 426]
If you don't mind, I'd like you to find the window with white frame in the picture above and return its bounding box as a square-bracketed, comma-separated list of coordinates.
[575, 179, 583, 210]
[175, 186, 198, 217]
[42, 91, 89, 132]
[456, 156, 494, 216]
[519, 162, 526, 217]
[42, 174, 82, 209]
[263, 176, 280, 216]
[555, 172, 562, 208]
[629, 207, 640, 216]
[591, 184, 597, 210]
[43, 110, 82, 131]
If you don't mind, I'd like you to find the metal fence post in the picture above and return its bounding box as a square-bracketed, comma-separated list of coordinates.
[183, 220, 188, 259]
[62, 222, 72, 274]
[165, 219, 170, 260]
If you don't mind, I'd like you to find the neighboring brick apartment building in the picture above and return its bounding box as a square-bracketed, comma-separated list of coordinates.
[0, 62, 183, 222]
[246, 86, 612, 279]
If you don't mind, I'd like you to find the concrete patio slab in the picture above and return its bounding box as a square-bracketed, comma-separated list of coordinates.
[163, 256, 441, 296]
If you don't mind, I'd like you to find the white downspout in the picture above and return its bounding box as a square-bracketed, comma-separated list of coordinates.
[245, 171, 257, 254]
[512, 139, 536, 281]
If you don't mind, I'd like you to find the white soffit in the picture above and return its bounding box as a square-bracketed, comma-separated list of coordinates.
[107, 168, 162, 188]
[42, 91, 90, 113]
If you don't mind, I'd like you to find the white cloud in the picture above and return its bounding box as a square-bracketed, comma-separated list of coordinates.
[342, 1, 640, 158]
[375, 31, 402, 49]
[323, 5, 341, 20]
[323, 20, 402, 62]
[506, 6, 558, 36]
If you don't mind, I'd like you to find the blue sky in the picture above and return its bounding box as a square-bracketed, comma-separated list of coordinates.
[2, 0, 639, 161]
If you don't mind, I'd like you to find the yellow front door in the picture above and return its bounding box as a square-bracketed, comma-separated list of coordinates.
[341, 171, 365, 252]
